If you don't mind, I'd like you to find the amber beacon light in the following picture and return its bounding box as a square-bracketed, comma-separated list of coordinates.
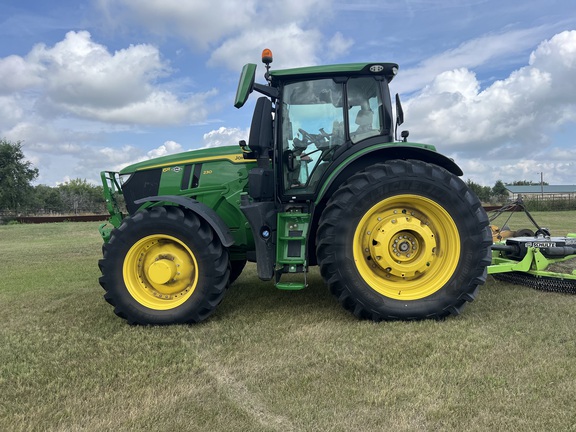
[261, 48, 273, 65]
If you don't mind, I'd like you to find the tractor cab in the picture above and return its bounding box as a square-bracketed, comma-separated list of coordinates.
[235, 50, 400, 198]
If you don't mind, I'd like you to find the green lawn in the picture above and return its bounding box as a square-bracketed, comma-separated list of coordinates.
[1, 213, 576, 431]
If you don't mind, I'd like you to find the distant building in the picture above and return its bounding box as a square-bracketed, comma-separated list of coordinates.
[505, 185, 576, 200]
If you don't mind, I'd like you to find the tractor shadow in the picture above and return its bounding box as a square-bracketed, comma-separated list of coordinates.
[215, 263, 349, 322]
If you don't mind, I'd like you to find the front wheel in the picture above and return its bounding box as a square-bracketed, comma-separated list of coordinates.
[316, 160, 492, 321]
[98, 206, 229, 325]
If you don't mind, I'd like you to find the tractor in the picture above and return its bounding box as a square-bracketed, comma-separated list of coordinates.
[98, 49, 494, 325]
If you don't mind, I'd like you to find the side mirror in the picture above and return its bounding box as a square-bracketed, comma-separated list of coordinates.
[234, 63, 257, 109]
[395, 93, 404, 141]
[395, 93, 404, 126]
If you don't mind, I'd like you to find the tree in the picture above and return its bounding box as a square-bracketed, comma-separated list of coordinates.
[29, 184, 64, 214]
[466, 179, 491, 203]
[491, 180, 509, 204]
[58, 179, 105, 214]
[509, 180, 549, 186]
[0, 139, 39, 213]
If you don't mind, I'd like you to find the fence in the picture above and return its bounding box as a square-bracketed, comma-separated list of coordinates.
[522, 195, 576, 211]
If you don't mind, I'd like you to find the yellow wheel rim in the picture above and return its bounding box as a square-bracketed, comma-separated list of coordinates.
[123, 234, 198, 310]
[353, 194, 460, 300]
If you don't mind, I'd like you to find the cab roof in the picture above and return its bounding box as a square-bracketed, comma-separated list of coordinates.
[269, 62, 399, 83]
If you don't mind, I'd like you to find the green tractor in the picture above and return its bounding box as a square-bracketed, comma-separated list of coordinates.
[98, 49, 492, 325]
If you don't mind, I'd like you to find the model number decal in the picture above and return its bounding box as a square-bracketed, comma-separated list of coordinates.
[203, 170, 213, 175]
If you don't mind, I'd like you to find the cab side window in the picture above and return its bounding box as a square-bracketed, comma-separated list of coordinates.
[347, 78, 382, 143]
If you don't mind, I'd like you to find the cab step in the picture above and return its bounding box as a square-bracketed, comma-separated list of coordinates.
[275, 281, 306, 290]
[275, 211, 310, 290]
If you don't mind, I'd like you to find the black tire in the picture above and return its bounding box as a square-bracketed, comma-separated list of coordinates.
[98, 206, 229, 325]
[514, 228, 535, 237]
[229, 259, 247, 285]
[316, 160, 492, 321]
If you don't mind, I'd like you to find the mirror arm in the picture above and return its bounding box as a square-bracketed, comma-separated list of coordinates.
[253, 83, 279, 99]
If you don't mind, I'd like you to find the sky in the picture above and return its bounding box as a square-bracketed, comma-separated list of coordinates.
[1, 0, 576, 187]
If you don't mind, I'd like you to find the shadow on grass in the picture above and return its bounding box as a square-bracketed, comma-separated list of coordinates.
[214, 264, 350, 323]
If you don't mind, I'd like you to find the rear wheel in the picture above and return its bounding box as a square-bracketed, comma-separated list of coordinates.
[98, 206, 229, 325]
[316, 160, 492, 320]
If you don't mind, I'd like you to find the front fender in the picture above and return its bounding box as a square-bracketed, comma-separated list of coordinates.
[134, 195, 235, 247]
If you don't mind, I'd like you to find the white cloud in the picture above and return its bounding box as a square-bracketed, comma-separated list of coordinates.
[146, 140, 183, 158]
[0, 31, 214, 126]
[97, 0, 332, 50]
[396, 26, 556, 95]
[97, 0, 337, 70]
[208, 24, 323, 70]
[458, 156, 576, 187]
[0, 55, 43, 93]
[53, 88, 217, 126]
[97, 0, 257, 50]
[201, 126, 249, 149]
[404, 31, 576, 150]
[402, 30, 576, 186]
[95, 140, 185, 175]
[0, 30, 224, 186]
[0, 95, 25, 129]
[27, 31, 167, 105]
[326, 32, 354, 60]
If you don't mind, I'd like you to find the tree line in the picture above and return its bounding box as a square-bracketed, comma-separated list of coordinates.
[466, 179, 552, 205]
[1, 139, 105, 216]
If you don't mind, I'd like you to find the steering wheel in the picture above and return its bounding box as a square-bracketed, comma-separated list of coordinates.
[298, 128, 315, 143]
[298, 128, 330, 148]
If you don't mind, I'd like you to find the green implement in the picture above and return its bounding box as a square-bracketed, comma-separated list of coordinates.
[489, 234, 576, 293]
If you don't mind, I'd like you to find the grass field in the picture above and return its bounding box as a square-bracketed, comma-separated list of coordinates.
[1, 212, 576, 431]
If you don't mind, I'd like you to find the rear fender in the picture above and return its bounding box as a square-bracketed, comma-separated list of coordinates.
[134, 195, 235, 247]
[315, 144, 463, 205]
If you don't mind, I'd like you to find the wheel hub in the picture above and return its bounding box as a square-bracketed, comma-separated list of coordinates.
[124, 235, 198, 309]
[369, 213, 437, 278]
[147, 258, 178, 285]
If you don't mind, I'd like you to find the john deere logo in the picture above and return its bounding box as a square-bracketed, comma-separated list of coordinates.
[370, 65, 384, 72]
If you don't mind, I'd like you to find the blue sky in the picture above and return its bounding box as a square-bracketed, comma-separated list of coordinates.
[1, 0, 576, 187]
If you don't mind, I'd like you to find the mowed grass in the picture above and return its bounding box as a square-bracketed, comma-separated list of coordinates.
[1, 212, 576, 431]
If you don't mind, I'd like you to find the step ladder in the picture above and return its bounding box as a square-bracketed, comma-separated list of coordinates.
[275, 211, 310, 290]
